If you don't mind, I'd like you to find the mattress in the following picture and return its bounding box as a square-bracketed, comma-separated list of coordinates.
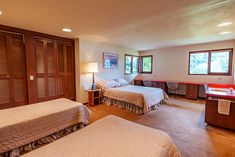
[22, 115, 181, 157]
[103, 85, 169, 113]
[0, 98, 90, 153]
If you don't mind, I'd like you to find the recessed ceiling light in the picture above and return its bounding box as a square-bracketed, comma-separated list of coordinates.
[0, 11, 2, 15]
[219, 31, 231, 35]
[217, 22, 232, 27]
[62, 28, 72, 32]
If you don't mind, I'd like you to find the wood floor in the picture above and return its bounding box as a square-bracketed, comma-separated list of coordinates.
[88, 97, 235, 157]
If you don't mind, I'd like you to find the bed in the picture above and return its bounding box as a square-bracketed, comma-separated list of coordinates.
[22, 115, 180, 157]
[0, 98, 90, 156]
[98, 79, 168, 114]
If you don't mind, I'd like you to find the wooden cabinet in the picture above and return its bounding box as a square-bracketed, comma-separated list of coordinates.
[205, 96, 235, 130]
[0, 32, 27, 109]
[88, 90, 101, 106]
[186, 84, 199, 99]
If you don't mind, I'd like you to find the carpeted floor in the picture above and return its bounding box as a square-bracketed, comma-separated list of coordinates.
[88, 97, 235, 157]
[166, 96, 205, 111]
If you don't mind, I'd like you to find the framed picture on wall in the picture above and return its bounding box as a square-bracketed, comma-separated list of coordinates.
[103, 52, 119, 69]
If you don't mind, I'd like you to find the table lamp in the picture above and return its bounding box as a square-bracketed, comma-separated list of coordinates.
[87, 62, 98, 90]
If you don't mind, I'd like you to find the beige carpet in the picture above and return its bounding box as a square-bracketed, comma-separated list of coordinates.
[166, 96, 205, 111]
[88, 97, 235, 157]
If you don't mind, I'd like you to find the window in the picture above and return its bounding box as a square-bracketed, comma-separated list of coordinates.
[189, 49, 233, 75]
[132, 56, 139, 73]
[125, 55, 132, 74]
[189, 52, 209, 74]
[124, 54, 139, 75]
[210, 50, 230, 73]
[141, 55, 153, 73]
[125, 55, 153, 74]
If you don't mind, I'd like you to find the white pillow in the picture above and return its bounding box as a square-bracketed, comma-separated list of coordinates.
[113, 78, 129, 86]
[97, 79, 120, 90]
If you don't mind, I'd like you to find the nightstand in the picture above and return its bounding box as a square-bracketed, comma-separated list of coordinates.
[88, 89, 101, 106]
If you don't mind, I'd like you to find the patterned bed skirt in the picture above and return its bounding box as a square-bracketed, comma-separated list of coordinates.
[102, 96, 165, 114]
[0, 123, 85, 157]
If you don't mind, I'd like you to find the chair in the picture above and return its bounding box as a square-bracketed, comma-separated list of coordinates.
[204, 83, 209, 91]
[167, 82, 179, 95]
[143, 80, 152, 87]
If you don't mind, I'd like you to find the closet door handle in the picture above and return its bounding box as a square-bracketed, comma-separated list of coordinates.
[48, 73, 51, 77]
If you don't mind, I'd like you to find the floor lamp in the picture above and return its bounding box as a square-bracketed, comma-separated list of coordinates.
[87, 62, 98, 90]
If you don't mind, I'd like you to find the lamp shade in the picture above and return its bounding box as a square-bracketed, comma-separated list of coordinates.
[87, 62, 98, 73]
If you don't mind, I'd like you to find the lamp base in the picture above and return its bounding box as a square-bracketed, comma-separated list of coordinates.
[91, 84, 97, 90]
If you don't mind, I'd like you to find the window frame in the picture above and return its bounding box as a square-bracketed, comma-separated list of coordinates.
[188, 48, 233, 76]
[140, 55, 153, 74]
[124, 54, 139, 75]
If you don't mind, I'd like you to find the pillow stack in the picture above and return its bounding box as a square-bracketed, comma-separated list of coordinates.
[96, 78, 129, 90]
[113, 78, 129, 86]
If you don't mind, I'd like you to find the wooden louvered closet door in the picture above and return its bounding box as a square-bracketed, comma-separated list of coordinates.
[57, 42, 75, 99]
[0, 32, 27, 109]
[65, 44, 75, 99]
[57, 42, 66, 98]
[34, 37, 57, 102]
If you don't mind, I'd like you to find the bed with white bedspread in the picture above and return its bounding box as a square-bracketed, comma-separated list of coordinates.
[98, 79, 169, 114]
[0, 98, 90, 155]
[22, 115, 181, 157]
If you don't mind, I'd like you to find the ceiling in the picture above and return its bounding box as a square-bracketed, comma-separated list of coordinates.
[0, 0, 235, 51]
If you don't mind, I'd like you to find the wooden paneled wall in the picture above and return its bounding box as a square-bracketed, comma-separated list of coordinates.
[0, 25, 76, 109]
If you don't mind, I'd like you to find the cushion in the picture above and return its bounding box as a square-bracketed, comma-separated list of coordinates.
[113, 78, 129, 86]
[96, 80, 120, 90]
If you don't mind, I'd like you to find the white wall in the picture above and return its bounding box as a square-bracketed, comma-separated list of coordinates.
[137, 40, 235, 84]
[75, 39, 138, 103]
